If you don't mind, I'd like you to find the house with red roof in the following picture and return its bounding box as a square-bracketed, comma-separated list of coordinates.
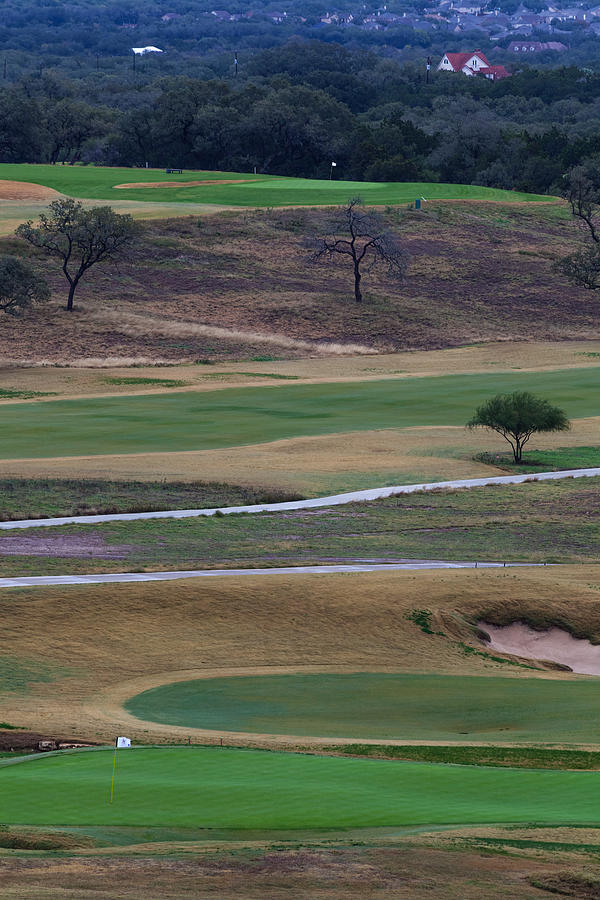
[437, 50, 510, 80]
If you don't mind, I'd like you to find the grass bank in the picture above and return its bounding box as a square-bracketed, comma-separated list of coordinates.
[0, 478, 302, 521]
[0, 475, 597, 575]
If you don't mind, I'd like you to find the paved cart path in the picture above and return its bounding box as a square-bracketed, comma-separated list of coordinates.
[0, 467, 598, 531]
[0, 560, 543, 588]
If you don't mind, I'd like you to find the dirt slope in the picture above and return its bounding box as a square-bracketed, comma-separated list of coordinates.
[0, 202, 597, 364]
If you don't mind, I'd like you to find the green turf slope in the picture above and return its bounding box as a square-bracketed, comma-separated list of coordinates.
[1, 747, 599, 827]
[1, 368, 598, 460]
[125, 673, 600, 744]
[0, 163, 551, 206]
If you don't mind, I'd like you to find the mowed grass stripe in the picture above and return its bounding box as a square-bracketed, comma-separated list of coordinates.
[0, 368, 598, 460]
[124, 673, 600, 744]
[0, 163, 550, 205]
[1, 748, 599, 827]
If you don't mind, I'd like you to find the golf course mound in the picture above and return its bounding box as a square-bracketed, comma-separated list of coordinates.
[124, 673, 600, 743]
[114, 178, 254, 189]
[0, 180, 61, 202]
[2, 746, 600, 828]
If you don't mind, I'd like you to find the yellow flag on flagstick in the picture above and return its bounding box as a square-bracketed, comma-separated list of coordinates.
[110, 736, 131, 804]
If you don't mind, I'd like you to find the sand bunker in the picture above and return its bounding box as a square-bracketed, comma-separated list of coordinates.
[480, 621, 600, 676]
[0, 180, 61, 201]
[114, 179, 252, 189]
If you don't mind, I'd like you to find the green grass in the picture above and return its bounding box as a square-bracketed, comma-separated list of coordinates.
[0, 163, 551, 207]
[329, 745, 600, 770]
[125, 673, 600, 744]
[0, 368, 598, 460]
[101, 377, 189, 387]
[476, 446, 600, 473]
[0, 478, 303, 521]
[0, 388, 56, 400]
[0, 657, 66, 693]
[2, 746, 600, 828]
[1, 475, 598, 575]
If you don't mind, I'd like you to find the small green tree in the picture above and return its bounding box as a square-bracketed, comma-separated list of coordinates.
[467, 392, 570, 464]
[16, 198, 141, 311]
[0, 256, 50, 316]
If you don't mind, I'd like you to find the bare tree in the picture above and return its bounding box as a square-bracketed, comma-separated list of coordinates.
[562, 159, 600, 244]
[555, 158, 600, 289]
[312, 197, 408, 303]
[16, 198, 142, 311]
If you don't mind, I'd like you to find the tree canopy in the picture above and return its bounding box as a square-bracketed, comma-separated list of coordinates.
[0, 256, 50, 316]
[467, 391, 570, 463]
[16, 199, 142, 311]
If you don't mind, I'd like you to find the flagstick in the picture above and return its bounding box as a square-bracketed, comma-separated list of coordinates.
[110, 746, 117, 804]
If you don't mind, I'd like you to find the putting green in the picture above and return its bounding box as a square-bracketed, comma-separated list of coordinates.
[1, 747, 598, 827]
[125, 673, 600, 744]
[0, 368, 598, 460]
[0, 163, 550, 206]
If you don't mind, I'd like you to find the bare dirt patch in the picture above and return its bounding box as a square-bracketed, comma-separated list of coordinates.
[0, 844, 569, 899]
[114, 179, 253, 189]
[0, 730, 96, 752]
[0, 181, 61, 202]
[0, 534, 134, 559]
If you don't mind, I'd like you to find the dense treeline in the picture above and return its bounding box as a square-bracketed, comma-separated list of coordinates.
[4, 41, 600, 191]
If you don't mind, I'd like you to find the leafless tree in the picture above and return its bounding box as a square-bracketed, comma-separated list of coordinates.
[311, 197, 408, 303]
[562, 160, 600, 244]
[555, 158, 600, 289]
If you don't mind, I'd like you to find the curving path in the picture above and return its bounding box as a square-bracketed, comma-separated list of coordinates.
[0, 467, 598, 531]
[0, 560, 544, 588]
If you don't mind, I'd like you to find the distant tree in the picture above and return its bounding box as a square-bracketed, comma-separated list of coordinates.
[16, 199, 141, 311]
[311, 197, 408, 303]
[0, 256, 50, 316]
[555, 157, 600, 289]
[467, 391, 570, 464]
[562, 157, 600, 243]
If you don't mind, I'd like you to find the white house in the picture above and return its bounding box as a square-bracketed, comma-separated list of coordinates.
[437, 50, 510, 80]
[437, 49, 490, 74]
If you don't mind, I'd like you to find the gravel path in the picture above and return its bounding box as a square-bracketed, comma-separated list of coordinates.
[0, 466, 598, 531]
[0, 560, 544, 588]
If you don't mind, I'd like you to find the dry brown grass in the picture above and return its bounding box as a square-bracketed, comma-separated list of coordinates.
[1, 566, 599, 745]
[114, 178, 253, 188]
[1, 339, 599, 397]
[0, 203, 598, 363]
[0, 417, 596, 492]
[0, 842, 575, 899]
[0, 181, 61, 202]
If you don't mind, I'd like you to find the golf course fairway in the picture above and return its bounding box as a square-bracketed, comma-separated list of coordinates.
[1, 747, 599, 827]
[125, 673, 600, 744]
[0, 367, 599, 460]
[0, 164, 551, 206]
